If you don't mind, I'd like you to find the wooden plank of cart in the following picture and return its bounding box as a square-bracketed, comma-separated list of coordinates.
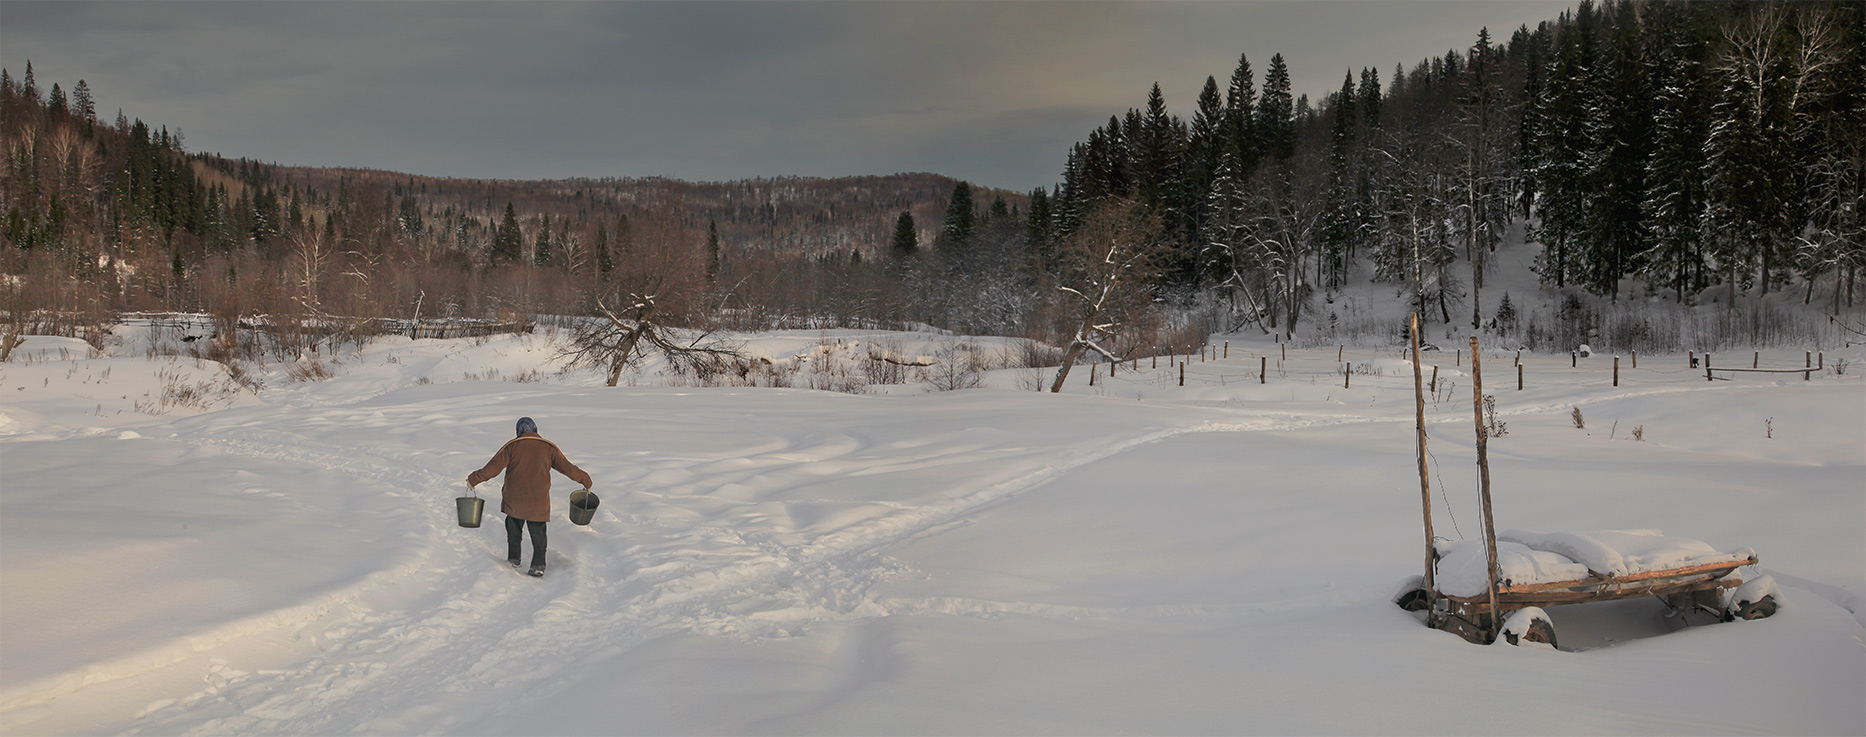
[1394, 314, 1780, 647]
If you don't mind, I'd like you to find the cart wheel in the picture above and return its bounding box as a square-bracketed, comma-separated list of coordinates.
[1393, 576, 1430, 612]
[1499, 607, 1557, 649]
[1726, 575, 1781, 621]
[1733, 594, 1778, 621]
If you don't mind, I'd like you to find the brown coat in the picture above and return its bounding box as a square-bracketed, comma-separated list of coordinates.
[467, 434, 592, 522]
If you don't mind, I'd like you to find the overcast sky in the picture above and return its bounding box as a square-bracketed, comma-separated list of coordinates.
[3, 1, 1573, 191]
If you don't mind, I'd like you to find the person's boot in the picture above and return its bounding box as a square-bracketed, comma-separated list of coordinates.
[528, 561, 546, 578]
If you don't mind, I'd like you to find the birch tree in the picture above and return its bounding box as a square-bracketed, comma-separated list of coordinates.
[1048, 200, 1162, 393]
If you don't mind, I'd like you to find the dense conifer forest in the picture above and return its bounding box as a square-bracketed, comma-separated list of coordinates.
[1042, 0, 1862, 339]
[3, 0, 1861, 355]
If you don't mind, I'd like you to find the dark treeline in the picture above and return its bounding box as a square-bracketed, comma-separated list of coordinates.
[1043, 0, 1863, 338]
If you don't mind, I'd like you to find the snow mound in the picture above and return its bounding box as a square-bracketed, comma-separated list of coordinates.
[1434, 540, 1590, 598]
[1433, 530, 1753, 597]
[1500, 529, 1749, 578]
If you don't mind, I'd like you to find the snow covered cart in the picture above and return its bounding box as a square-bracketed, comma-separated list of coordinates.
[1394, 318, 1779, 647]
[1405, 530, 1780, 647]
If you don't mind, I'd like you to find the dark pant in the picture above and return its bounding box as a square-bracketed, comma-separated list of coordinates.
[506, 515, 547, 567]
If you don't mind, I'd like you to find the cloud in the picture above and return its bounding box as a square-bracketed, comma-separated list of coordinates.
[1, 1, 1572, 190]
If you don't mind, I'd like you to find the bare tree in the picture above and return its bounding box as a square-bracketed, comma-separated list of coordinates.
[1049, 200, 1163, 393]
[560, 294, 743, 386]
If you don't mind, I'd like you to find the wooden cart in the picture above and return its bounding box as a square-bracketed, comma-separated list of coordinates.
[1395, 316, 1778, 647]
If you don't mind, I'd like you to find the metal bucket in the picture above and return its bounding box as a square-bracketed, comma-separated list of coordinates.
[568, 489, 599, 526]
[456, 495, 485, 528]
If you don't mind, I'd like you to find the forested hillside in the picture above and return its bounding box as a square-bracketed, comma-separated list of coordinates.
[1042, 0, 1862, 340]
[3, 0, 1862, 357]
[0, 64, 1028, 342]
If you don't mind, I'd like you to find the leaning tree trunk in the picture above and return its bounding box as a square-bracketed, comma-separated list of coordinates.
[1048, 342, 1090, 393]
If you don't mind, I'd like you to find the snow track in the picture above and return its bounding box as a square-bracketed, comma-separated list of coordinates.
[89, 394, 1326, 735]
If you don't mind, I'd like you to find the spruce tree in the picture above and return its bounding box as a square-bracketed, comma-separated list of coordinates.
[1640, 26, 1710, 301]
[594, 220, 614, 277]
[891, 211, 918, 259]
[1257, 54, 1295, 163]
[491, 203, 522, 264]
[72, 80, 94, 124]
[706, 219, 721, 284]
[534, 214, 553, 266]
[941, 181, 975, 246]
[1322, 72, 1359, 290]
[1223, 54, 1258, 180]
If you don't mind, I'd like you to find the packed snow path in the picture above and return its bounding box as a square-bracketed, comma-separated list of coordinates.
[2, 337, 1862, 735]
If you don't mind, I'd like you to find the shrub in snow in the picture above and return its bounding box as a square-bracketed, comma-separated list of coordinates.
[1570, 406, 1585, 429]
[1484, 394, 1508, 437]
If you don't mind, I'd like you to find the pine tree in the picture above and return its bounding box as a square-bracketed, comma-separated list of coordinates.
[1222, 54, 1260, 184]
[1703, 56, 1767, 302]
[72, 80, 95, 124]
[1532, 9, 1592, 289]
[534, 214, 553, 267]
[594, 220, 614, 277]
[988, 196, 1010, 222]
[706, 219, 721, 284]
[941, 181, 975, 246]
[1322, 72, 1360, 290]
[891, 211, 918, 259]
[491, 203, 522, 264]
[1025, 188, 1053, 266]
[1640, 24, 1710, 301]
[1257, 54, 1295, 163]
[1577, 3, 1652, 299]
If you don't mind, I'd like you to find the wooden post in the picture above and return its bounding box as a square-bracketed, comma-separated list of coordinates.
[1260, 355, 1267, 384]
[1282, 343, 1287, 361]
[1224, 341, 1229, 359]
[1514, 349, 1521, 367]
[1689, 350, 1695, 368]
[1179, 362, 1185, 387]
[1470, 337, 1501, 639]
[1344, 363, 1351, 389]
[1571, 351, 1577, 368]
[1153, 352, 1157, 369]
[1090, 364, 1098, 386]
[1632, 350, 1637, 369]
[1410, 314, 1436, 593]
[1753, 350, 1760, 369]
[1706, 352, 1714, 381]
[1818, 352, 1823, 370]
[1430, 365, 1439, 394]
[1457, 349, 1463, 367]
[1518, 363, 1524, 391]
[1613, 356, 1619, 387]
[1338, 344, 1345, 362]
[1806, 350, 1811, 369]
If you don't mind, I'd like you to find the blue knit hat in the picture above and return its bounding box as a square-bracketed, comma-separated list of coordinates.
[516, 417, 537, 436]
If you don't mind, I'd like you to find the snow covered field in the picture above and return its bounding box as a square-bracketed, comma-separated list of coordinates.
[2, 326, 1862, 735]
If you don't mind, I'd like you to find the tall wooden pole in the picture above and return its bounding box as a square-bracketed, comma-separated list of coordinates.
[1470, 336, 1500, 637]
[1411, 314, 1436, 593]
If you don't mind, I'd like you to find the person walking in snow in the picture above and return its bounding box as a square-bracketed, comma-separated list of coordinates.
[467, 417, 593, 577]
